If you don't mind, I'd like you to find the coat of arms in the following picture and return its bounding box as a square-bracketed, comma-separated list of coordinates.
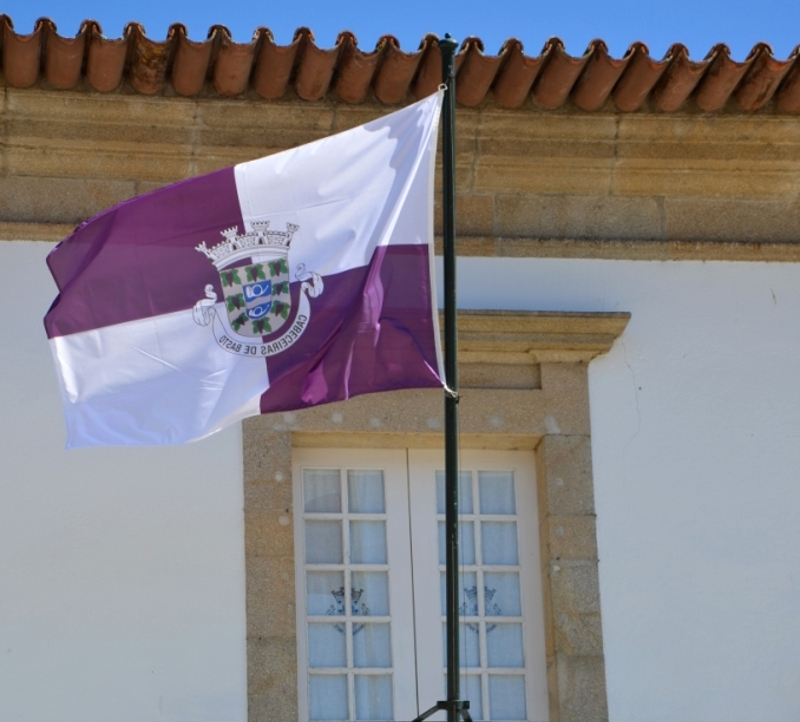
[193, 222, 323, 356]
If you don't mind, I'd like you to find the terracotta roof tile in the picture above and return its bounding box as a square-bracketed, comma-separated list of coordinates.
[213, 26, 257, 97]
[571, 40, 629, 111]
[491, 39, 544, 108]
[84, 21, 128, 92]
[294, 28, 340, 101]
[776, 48, 800, 112]
[456, 37, 503, 107]
[333, 31, 381, 103]
[612, 42, 668, 111]
[694, 43, 752, 111]
[735, 43, 795, 111]
[372, 35, 423, 104]
[128, 22, 171, 95]
[412, 35, 447, 100]
[170, 24, 212, 96]
[252, 28, 300, 100]
[1, 15, 799, 112]
[2, 16, 42, 88]
[651, 44, 707, 112]
[43, 19, 86, 89]
[533, 39, 589, 109]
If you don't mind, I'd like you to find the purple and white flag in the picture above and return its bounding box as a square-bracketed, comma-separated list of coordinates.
[44, 91, 444, 447]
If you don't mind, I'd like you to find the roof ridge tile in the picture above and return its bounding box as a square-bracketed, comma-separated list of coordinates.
[1, 16, 797, 112]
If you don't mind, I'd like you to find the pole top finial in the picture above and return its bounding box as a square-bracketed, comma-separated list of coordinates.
[439, 34, 459, 54]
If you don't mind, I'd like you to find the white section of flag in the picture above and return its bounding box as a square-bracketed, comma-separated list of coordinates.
[50, 308, 267, 447]
[234, 90, 443, 278]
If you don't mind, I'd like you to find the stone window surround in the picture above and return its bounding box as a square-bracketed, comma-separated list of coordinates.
[242, 309, 630, 722]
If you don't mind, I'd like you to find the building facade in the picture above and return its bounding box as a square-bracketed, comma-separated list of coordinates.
[2, 19, 800, 722]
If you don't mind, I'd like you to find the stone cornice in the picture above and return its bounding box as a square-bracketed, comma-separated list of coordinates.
[3, 88, 800, 256]
[449, 310, 631, 364]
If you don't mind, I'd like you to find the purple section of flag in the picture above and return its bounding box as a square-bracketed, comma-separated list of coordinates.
[260, 243, 441, 412]
[44, 168, 243, 338]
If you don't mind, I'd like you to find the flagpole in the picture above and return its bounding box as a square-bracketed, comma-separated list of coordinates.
[439, 34, 465, 722]
[411, 35, 468, 722]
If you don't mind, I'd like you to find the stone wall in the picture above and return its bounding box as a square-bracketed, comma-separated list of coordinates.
[2, 87, 799, 259]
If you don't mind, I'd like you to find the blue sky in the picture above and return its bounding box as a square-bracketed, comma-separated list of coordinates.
[2, 0, 799, 61]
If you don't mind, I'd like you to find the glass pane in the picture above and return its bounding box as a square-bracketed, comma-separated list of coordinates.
[355, 675, 393, 720]
[353, 623, 391, 668]
[350, 520, 387, 564]
[461, 675, 483, 721]
[483, 573, 521, 616]
[309, 675, 348, 720]
[307, 571, 345, 615]
[481, 522, 518, 565]
[348, 470, 385, 513]
[478, 471, 516, 515]
[439, 520, 475, 565]
[488, 675, 526, 720]
[442, 622, 480, 667]
[352, 571, 389, 616]
[440, 571, 477, 616]
[486, 624, 524, 667]
[306, 521, 343, 564]
[304, 469, 341, 513]
[436, 470, 474, 514]
[308, 624, 346, 667]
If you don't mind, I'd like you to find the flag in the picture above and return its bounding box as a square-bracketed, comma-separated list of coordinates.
[44, 91, 445, 447]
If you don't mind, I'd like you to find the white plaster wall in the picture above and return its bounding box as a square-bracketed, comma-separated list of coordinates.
[5, 239, 800, 722]
[0, 240, 247, 721]
[451, 257, 800, 722]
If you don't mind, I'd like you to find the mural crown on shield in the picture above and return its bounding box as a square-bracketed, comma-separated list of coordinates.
[195, 222, 299, 339]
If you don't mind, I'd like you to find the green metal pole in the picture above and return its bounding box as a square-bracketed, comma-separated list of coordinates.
[439, 34, 462, 722]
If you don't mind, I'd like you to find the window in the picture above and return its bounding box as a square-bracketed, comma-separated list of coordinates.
[248, 310, 624, 720]
[293, 448, 548, 722]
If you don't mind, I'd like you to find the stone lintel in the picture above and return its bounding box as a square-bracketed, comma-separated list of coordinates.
[448, 310, 631, 364]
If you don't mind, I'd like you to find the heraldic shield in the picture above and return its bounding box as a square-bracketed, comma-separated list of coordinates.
[219, 248, 291, 338]
[195, 223, 298, 339]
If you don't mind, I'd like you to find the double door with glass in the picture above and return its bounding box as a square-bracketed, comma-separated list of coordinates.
[293, 448, 547, 722]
